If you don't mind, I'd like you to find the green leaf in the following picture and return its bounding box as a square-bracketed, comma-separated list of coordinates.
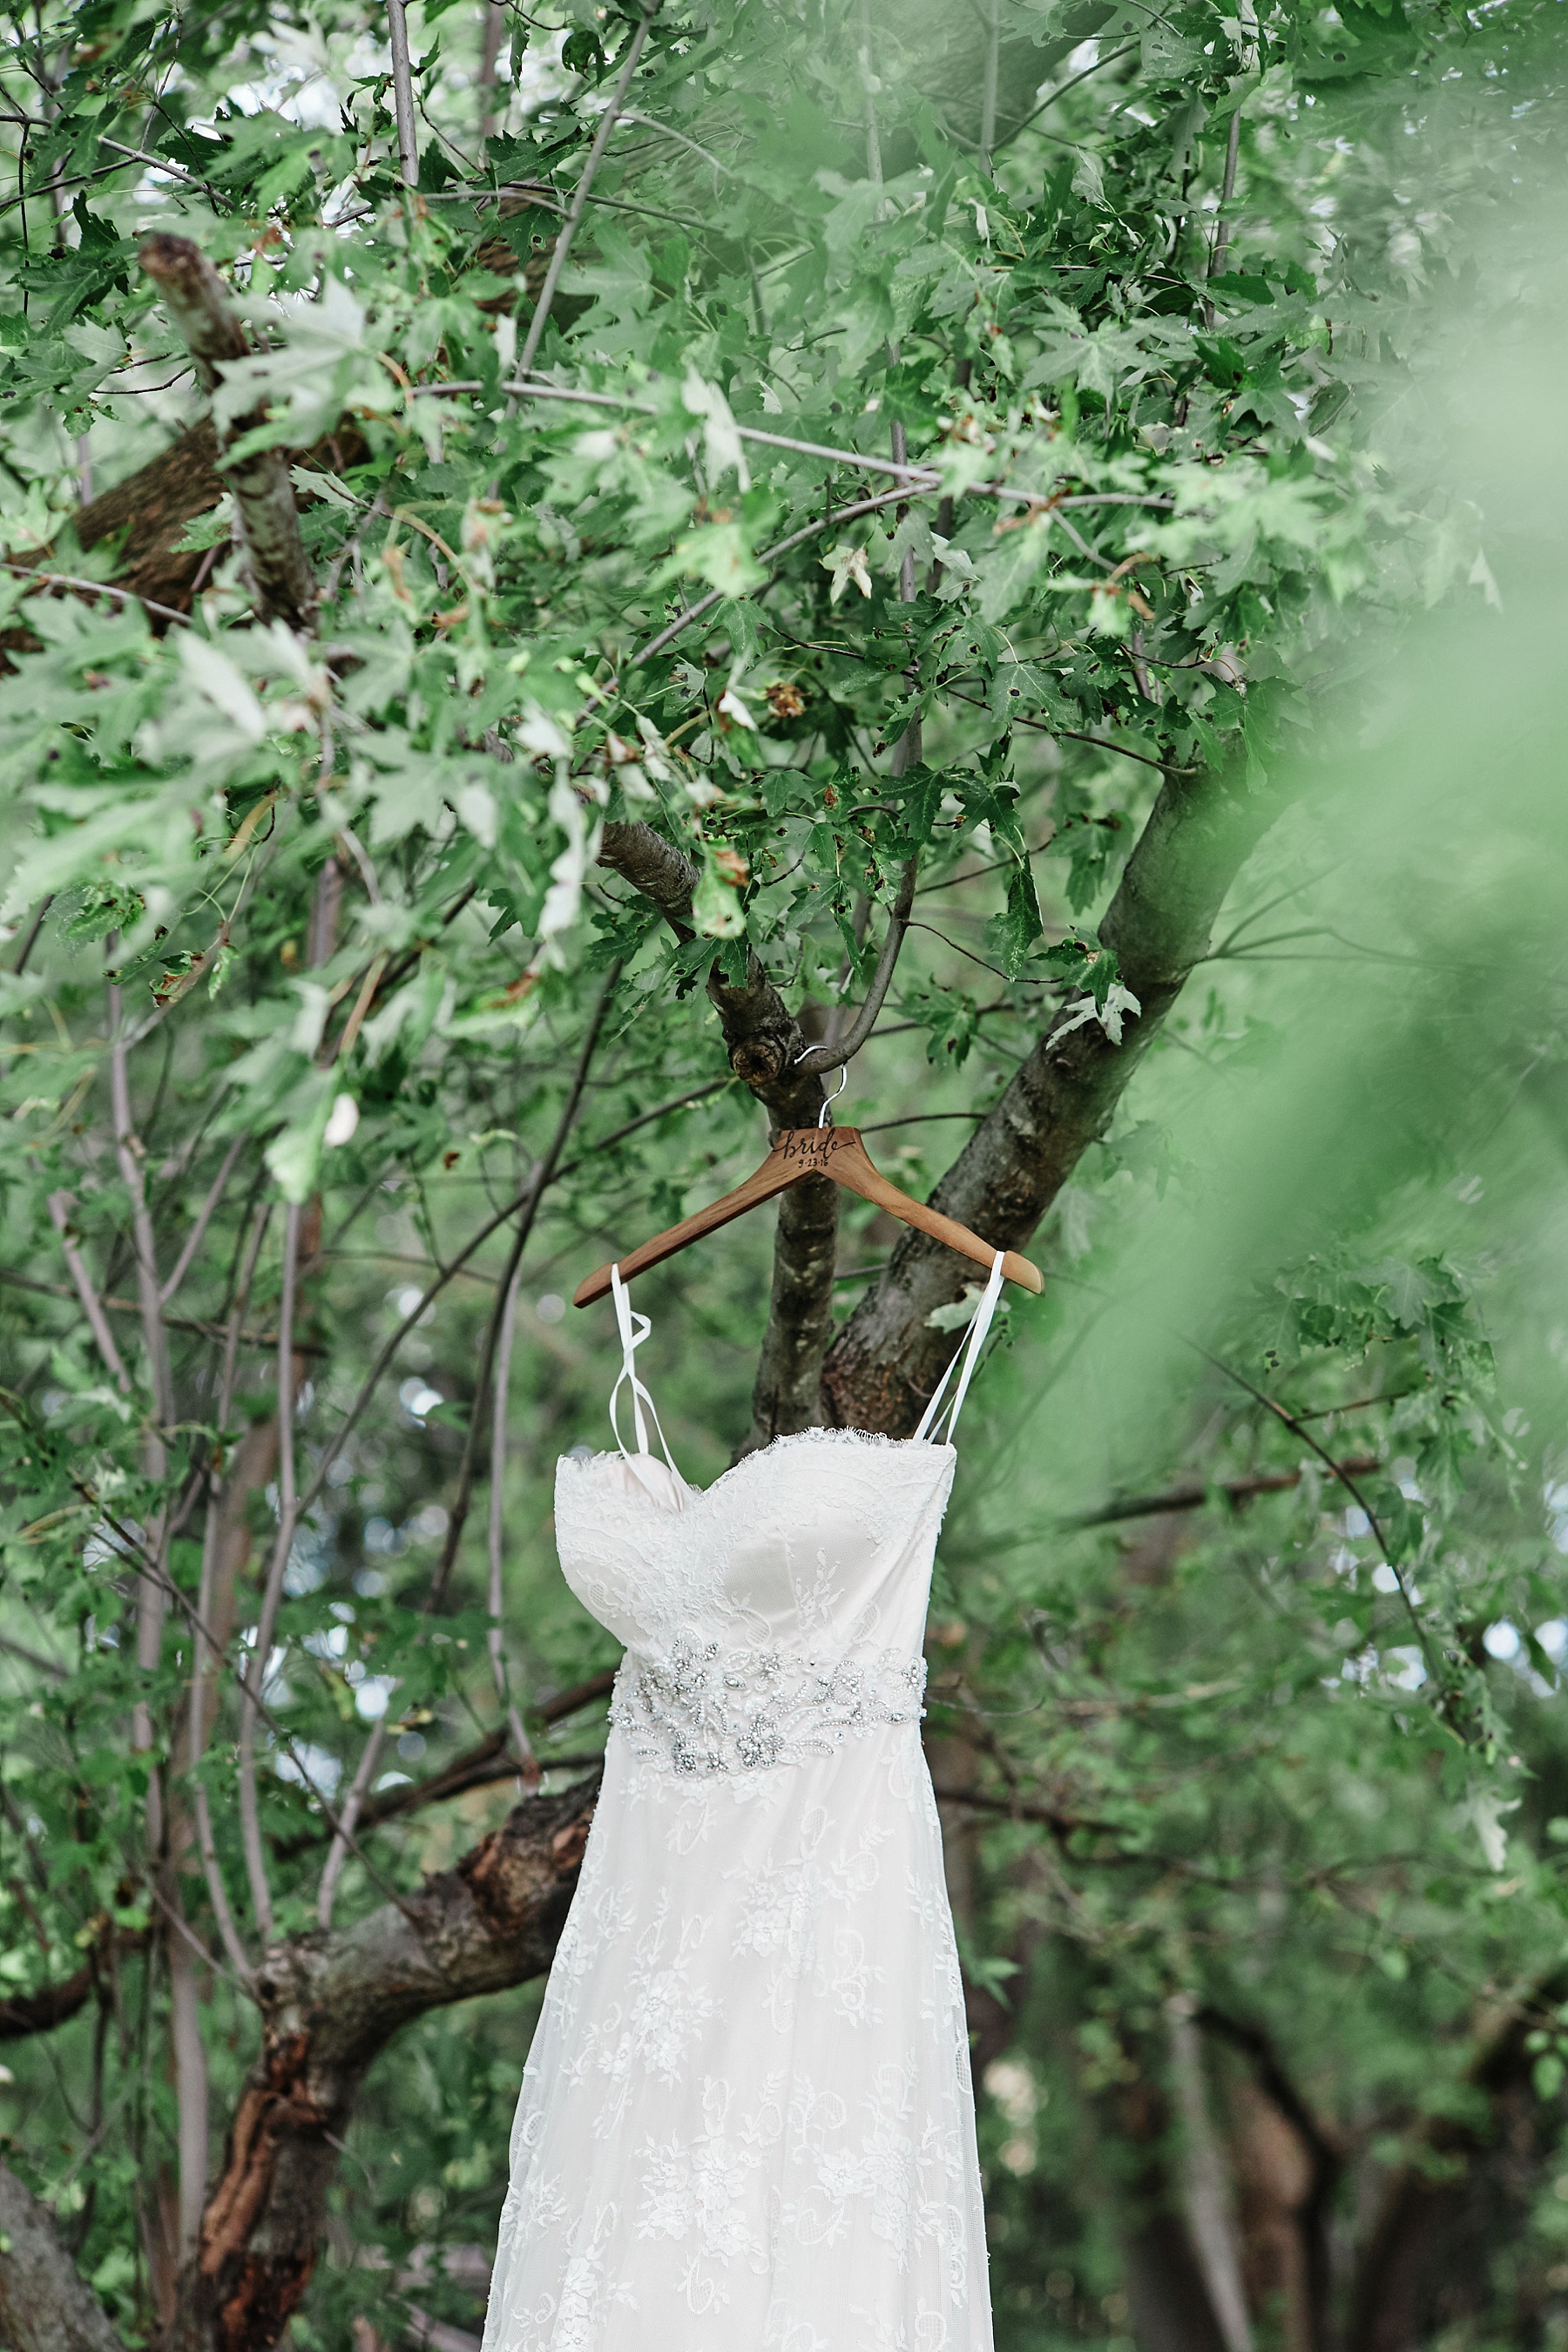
[263, 1069, 335, 1204]
[666, 522, 767, 596]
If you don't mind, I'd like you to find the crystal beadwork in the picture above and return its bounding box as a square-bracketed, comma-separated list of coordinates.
[608, 1638, 928, 1775]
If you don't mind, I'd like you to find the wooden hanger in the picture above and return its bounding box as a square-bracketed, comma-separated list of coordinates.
[574, 1124, 1043, 1307]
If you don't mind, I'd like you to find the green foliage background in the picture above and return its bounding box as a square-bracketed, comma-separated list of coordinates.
[1, 0, 1566, 2343]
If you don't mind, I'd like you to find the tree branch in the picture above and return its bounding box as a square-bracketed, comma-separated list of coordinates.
[314, 1720, 388, 1931]
[385, 0, 420, 189]
[1064, 1455, 1381, 1530]
[138, 236, 316, 632]
[1344, 1980, 1565, 2352]
[822, 754, 1284, 1433]
[597, 821, 837, 1449]
[422, 968, 619, 1617]
[1197, 2004, 1342, 2352]
[274, 1669, 617, 1855]
[160, 1136, 247, 1306]
[166, 1777, 599, 2352]
[488, 1246, 537, 1784]
[0, 1932, 148, 2043]
[632, 487, 909, 667]
[516, 10, 659, 378]
[44, 1193, 130, 1390]
[792, 852, 919, 1076]
[238, 1201, 301, 1946]
[318, 980, 615, 1923]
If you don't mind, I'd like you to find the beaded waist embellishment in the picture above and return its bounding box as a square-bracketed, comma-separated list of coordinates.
[609, 1639, 927, 1776]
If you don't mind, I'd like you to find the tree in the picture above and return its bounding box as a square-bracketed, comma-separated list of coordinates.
[1, 0, 1565, 2347]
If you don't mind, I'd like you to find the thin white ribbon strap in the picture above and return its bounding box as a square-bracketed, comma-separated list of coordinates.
[608, 1264, 679, 1473]
[913, 1249, 1007, 1447]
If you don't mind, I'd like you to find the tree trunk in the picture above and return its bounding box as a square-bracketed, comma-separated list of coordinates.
[0, 2162, 126, 2352]
[822, 757, 1281, 1436]
[1113, 2077, 1236, 2352]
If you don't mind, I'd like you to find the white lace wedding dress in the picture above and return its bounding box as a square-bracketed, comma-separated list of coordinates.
[481, 1254, 1006, 2352]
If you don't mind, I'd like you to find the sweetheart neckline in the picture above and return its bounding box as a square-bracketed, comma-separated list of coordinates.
[557, 1423, 956, 1510]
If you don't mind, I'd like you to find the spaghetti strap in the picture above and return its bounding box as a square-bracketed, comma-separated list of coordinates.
[608, 1265, 684, 1486]
[913, 1249, 1006, 1447]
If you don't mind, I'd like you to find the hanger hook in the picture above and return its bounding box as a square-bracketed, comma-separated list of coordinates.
[816, 1063, 848, 1129]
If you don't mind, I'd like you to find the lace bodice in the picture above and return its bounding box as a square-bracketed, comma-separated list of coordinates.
[556, 1430, 957, 1775]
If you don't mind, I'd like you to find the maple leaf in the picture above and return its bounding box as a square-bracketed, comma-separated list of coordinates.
[821, 543, 873, 603]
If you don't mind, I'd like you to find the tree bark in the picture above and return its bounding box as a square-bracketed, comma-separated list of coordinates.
[71, 420, 230, 620]
[1198, 2006, 1342, 2352]
[821, 756, 1280, 1436]
[0, 2162, 127, 2352]
[137, 236, 316, 633]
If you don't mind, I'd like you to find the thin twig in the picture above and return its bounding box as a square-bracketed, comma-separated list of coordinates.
[795, 858, 920, 1073]
[1003, 41, 1138, 143]
[632, 486, 910, 665]
[1205, 108, 1244, 328]
[159, 1136, 247, 1306]
[0, 1260, 310, 1352]
[109, 977, 175, 1835]
[612, 107, 731, 177]
[1191, 1344, 1439, 1683]
[10, 896, 52, 974]
[488, 1246, 537, 1787]
[186, 1207, 269, 1989]
[947, 684, 1186, 775]
[386, 0, 420, 189]
[517, 9, 659, 378]
[503, 379, 941, 483]
[857, 0, 882, 183]
[97, 136, 207, 191]
[45, 1194, 130, 1389]
[0, 1382, 419, 1925]
[312, 977, 619, 1910]
[477, 0, 505, 141]
[1061, 1455, 1382, 1530]
[0, 1631, 68, 1680]
[0, 1386, 413, 1935]
[316, 1717, 389, 1929]
[237, 1201, 301, 1943]
[425, 966, 621, 1612]
[979, 0, 1000, 175]
[552, 1076, 733, 1174]
[0, 560, 191, 628]
[296, 1047, 706, 1516]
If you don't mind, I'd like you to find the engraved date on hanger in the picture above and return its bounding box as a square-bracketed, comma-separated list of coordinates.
[778, 1128, 858, 1172]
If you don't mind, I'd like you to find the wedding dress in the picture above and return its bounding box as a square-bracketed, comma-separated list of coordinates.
[482, 1252, 1006, 2352]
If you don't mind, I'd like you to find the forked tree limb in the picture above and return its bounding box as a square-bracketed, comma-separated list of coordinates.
[138, 235, 316, 632]
[821, 755, 1284, 1435]
[164, 1774, 599, 2352]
